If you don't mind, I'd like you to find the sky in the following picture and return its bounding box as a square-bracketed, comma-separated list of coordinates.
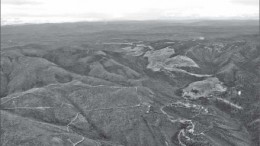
[1, 0, 259, 24]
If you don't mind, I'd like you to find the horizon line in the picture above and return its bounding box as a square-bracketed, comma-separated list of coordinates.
[1, 18, 259, 26]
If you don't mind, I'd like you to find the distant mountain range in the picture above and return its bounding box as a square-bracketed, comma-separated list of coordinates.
[1, 17, 259, 26]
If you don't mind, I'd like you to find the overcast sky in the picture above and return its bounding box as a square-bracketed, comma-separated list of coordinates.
[1, 0, 259, 24]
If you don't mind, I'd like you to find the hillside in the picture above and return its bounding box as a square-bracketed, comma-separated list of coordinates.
[1, 21, 259, 146]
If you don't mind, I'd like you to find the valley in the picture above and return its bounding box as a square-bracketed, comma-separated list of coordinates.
[1, 20, 259, 146]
